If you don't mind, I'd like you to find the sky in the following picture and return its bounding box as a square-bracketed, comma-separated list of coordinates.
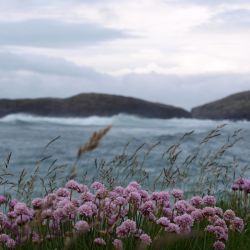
[0, 0, 250, 110]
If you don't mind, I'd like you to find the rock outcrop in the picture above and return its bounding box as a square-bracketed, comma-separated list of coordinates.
[192, 91, 250, 120]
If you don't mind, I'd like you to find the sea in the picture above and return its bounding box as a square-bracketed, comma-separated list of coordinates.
[0, 113, 250, 194]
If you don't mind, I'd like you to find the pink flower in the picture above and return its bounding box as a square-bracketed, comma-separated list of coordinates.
[232, 184, 239, 191]
[212, 226, 228, 241]
[190, 196, 203, 207]
[5, 238, 16, 248]
[95, 188, 107, 199]
[152, 191, 170, 205]
[56, 188, 70, 197]
[0, 234, 9, 242]
[165, 223, 180, 234]
[9, 199, 18, 210]
[125, 185, 137, 195]
[65, 180, 83, 193]
[94, 237, 106, 246]
[203, 207, 216, 217]
[223, 210, 235, 221]
[41, 209, 53, 219]
[231, 217, 244, 232]
[208, 215, 220, 224]
[32, 233, 41, 243]
[91, 181, 105, 190]
[163, 207, 172, 218]
[203, 195, 216, 206]
[242, 179, 250, 193]
[172, 189, 184, 200]
[191, 209, 203, 221]
[14, 202, 33, 217]
[139, 233, 152, 246]
[74, 220, 90, 233]
[7, 211, 16, 219]
[235, 177, 245, 190]
[80, 192, 95, 202]
[113, 186, 124, 195]
[32, 198, 44, 209]
[109, 191, 119, 199]
[44, 193, 56, 206]
[206, 225, 215, 233]
[108, 216, 118, 225]
[174, 214, 194, 231]
[114, 197, 127, 206]
[214, 218, 227, 230]
[140, 190, 149, 201]
[174, 200, 189, 213]
[214, 207, 223, 216]
[78, 184, 88, 193]
[128, 181, 141, 190]
[120, 208, 129, 218]
[116, 219, 137, 238]
[0, 195, 7, 205]
[213, 240, 225, 250]
[129, 192, 141, 204]
[113, 239, 123, 250]
[16, 215, 30, 225]
[63, 202, 77, 217]
[156, 217, 170, 227]
[53, 208, 65, 221]
[58, 198, 70, 208]
[78, 202, 97, 217]
[139, 200, 155, 215]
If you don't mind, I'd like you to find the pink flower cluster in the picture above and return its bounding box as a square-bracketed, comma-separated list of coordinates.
[232, 177, 250, 193]
[0, 180, 244, 249]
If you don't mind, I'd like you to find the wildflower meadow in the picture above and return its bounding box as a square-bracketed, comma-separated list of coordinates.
[0, 125, 249, 249]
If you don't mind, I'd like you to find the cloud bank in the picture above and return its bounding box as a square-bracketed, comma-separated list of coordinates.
[0, 0, 249, 109]
[0, 19, 129, 47]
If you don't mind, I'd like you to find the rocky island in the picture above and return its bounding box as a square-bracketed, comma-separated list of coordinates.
[0, 93, 191, 119]
[191, 91, 250, 120]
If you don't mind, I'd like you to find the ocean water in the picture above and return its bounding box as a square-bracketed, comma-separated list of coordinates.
[0, 113, 250, 192]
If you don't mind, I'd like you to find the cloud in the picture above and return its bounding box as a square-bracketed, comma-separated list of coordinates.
[117, 73, 250, 109]
[213, 9, 250, 29]
[0, 19, 129, 48]
[170, 0, 250, 6]
[0, 51, 112, 80]
[195, 9, 250, 32]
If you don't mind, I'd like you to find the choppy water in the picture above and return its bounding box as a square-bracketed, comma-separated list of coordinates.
[0, 113, 250, 193]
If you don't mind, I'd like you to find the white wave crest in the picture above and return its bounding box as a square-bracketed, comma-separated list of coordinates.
[0, 113, 248, 131]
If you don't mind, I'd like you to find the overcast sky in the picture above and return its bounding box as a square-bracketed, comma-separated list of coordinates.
[0, 0, 250, 109]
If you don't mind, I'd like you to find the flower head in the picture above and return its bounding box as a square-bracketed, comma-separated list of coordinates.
[113, 239, 123, 250]
[156, 217, 170, 227]
[213, 240, 225, 250]
[203, 195, 216, 206]
[0, 195, 7, 205]
[190, 196, 203, 207]
[172, 189, 184, 200]
[231, 217, 244, 232]
[32, 198, 44, 209]
[116, 219, 136, 238]
[139, 233, 152, 246]
[224, 210, 235, 221]
[74, 220, 90, 233]
[94, 237, 106, 246]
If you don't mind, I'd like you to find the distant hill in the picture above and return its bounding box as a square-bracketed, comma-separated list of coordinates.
[0, 93, 191, 119]
[191, 91, 250, 120]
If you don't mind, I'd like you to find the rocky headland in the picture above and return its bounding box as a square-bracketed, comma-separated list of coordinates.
[0, 93, 191, 119]
[191, 91, 250, 120]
